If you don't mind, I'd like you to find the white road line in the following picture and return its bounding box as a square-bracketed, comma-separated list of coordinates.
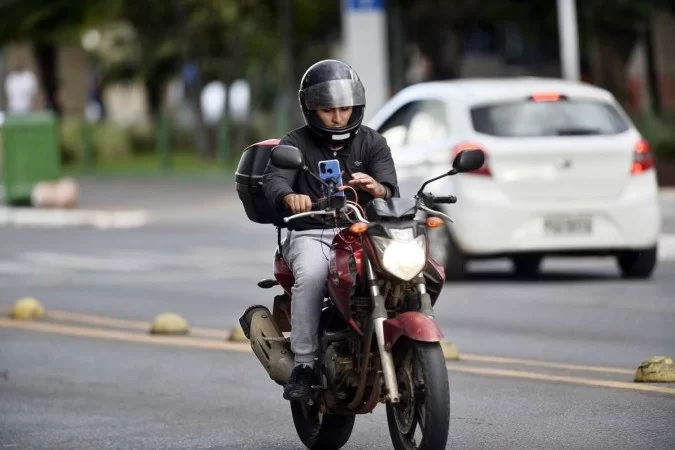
[55, 268, 262, 285]
[0, 248, 272, 280]
[0, 261, 56, 275]
[0, 267, 262, 287]
[20, 252, 160, 272]
[0, 207, 150, 229]
[0, 236, 673, 282]
[108, 248, 272, 266]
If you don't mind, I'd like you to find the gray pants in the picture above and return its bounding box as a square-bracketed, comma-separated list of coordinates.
[282, 229, 337, 367]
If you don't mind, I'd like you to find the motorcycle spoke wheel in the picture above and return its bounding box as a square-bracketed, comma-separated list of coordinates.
[386, 338, 450, 450]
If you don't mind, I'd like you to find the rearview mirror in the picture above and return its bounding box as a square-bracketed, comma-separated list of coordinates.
[270, 145, 303, 170]
[452, 149, 485, 173]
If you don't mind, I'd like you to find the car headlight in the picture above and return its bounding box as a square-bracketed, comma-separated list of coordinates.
[371, 234, 426, 281]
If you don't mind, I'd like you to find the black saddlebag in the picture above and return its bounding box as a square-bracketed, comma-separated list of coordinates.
[234, 139, 285, 226]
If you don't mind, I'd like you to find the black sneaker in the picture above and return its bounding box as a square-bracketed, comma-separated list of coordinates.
[283, 365, 313, 401]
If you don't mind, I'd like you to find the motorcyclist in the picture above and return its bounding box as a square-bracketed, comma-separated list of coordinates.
[262, 59, 399, 401]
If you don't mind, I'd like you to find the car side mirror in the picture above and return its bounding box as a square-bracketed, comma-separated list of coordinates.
[270, 145, 304, 170]
[452, 149, 485, 173]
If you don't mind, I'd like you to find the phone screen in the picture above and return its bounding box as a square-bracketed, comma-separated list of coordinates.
[318, 159, 344, 197]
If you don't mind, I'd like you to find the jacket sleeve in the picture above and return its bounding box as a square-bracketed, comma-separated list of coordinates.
[262, 135, 299, 212]
[368, 134, 400, 199]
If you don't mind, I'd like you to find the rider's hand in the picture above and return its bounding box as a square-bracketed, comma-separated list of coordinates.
[283, 194, 313, 214]
[348, 172, 388, 199]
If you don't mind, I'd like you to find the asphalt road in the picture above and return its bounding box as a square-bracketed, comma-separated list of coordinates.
[1, 177, 674, 449]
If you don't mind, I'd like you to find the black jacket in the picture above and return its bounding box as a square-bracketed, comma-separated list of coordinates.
[263, 125, 400, 230]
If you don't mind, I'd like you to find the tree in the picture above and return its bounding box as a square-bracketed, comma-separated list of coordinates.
[392, 0, 531, 81]
[581, 0, 675, 108]
[395, 0, 675, 111]
[1, 0, 347, 157]
[117, 0, 341, 155]
[0, 0, 120, 44]
[0, 0, 122, 115]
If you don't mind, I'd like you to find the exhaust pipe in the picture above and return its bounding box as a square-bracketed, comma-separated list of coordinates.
[239, 305, 294, 386]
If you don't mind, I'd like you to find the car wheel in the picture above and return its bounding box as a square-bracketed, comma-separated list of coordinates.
[428, 224, 466, 281]
[511, 254, 543, 279]
[617, 246, 657, 279]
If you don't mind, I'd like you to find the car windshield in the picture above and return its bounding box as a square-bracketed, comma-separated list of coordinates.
[470, 99, 630, 137]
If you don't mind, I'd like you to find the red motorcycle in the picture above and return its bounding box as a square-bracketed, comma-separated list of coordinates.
[237, 142, 485, 449]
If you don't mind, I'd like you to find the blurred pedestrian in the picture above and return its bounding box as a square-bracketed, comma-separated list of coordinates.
[4, 57, 39, 115]
[87, 67, 106, 121]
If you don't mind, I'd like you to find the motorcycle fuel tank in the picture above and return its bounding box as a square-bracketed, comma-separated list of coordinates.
[328, 229, 364, 332]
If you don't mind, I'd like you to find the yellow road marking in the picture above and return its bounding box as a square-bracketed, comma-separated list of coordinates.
[446, 365, 675, 395]
[2, 312, 673, 396]
[46, 309, 231, 339]
[43, 310, 635, 376]
[47, 310, 148, 330]
[0, 317, 249, 353]
[458, 353, 635, 375]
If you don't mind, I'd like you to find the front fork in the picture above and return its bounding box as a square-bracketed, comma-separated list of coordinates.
[365, 259, 400, 403]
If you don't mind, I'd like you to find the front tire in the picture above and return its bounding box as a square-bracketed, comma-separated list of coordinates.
[290, 401, 355, 449]
[386, 339, 450, 450]
[617, 246, 657, 279]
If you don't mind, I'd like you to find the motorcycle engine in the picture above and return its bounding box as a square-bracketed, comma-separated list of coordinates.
[324, 342, 357, 388]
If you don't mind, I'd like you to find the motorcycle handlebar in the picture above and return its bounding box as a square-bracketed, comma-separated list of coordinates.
[432, 195, 457, 204]
[283, 210, 334, 223]
[310, 198, 330, 211]
[283, 202, 368, 224]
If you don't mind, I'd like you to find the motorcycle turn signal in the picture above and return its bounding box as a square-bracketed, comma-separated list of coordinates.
[349, 222, 369, 234]
[425, 217, 444, 228]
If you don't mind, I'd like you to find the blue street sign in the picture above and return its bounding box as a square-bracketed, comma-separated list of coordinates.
[347, 0, 384, 11]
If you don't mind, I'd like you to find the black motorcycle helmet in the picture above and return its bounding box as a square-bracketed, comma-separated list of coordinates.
[298, 59, 366, 146]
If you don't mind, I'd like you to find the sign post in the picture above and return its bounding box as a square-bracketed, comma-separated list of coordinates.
[557, 0, 580, 81]
[342, 0, 389, 122]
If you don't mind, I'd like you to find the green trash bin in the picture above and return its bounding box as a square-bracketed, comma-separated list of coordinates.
[1, 111, 61, 206]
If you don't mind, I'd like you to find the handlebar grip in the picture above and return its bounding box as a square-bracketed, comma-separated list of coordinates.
[433, 196, 457, 204]
[311, 198, 329, 211]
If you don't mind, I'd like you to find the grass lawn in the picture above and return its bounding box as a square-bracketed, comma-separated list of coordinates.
[63, 151, 237, 178]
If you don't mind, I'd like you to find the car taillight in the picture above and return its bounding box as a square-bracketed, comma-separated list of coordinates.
[631, 139, 654, 175]
[452, 142, 491, 176]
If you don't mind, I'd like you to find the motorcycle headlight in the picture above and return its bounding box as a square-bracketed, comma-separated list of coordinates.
[371, 234, 426, 281]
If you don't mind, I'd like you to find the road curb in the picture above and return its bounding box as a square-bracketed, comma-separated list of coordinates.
[441, 340, 460, 360]
[149, 313, 190, 335]
[9, 297, 45, 320]
[634, 356, 675, 383]
[228, 324, 249, 342]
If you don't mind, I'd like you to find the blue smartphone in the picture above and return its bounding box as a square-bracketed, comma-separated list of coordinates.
[318, 159, 344, 197]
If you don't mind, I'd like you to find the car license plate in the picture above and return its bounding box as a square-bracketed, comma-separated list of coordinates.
[544, 216, 592, 235]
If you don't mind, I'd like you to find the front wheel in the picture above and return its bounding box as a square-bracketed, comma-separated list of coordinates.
[386, 339, 450, 450]
[290, 401, 355, 449]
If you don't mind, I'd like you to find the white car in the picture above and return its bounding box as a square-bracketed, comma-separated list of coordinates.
[367, 77, 661, 279]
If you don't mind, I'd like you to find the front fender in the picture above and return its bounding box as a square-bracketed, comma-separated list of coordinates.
[382, 312, 444, 350]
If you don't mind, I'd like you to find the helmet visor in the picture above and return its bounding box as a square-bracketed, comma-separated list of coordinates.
[302, 79, 366, 110]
